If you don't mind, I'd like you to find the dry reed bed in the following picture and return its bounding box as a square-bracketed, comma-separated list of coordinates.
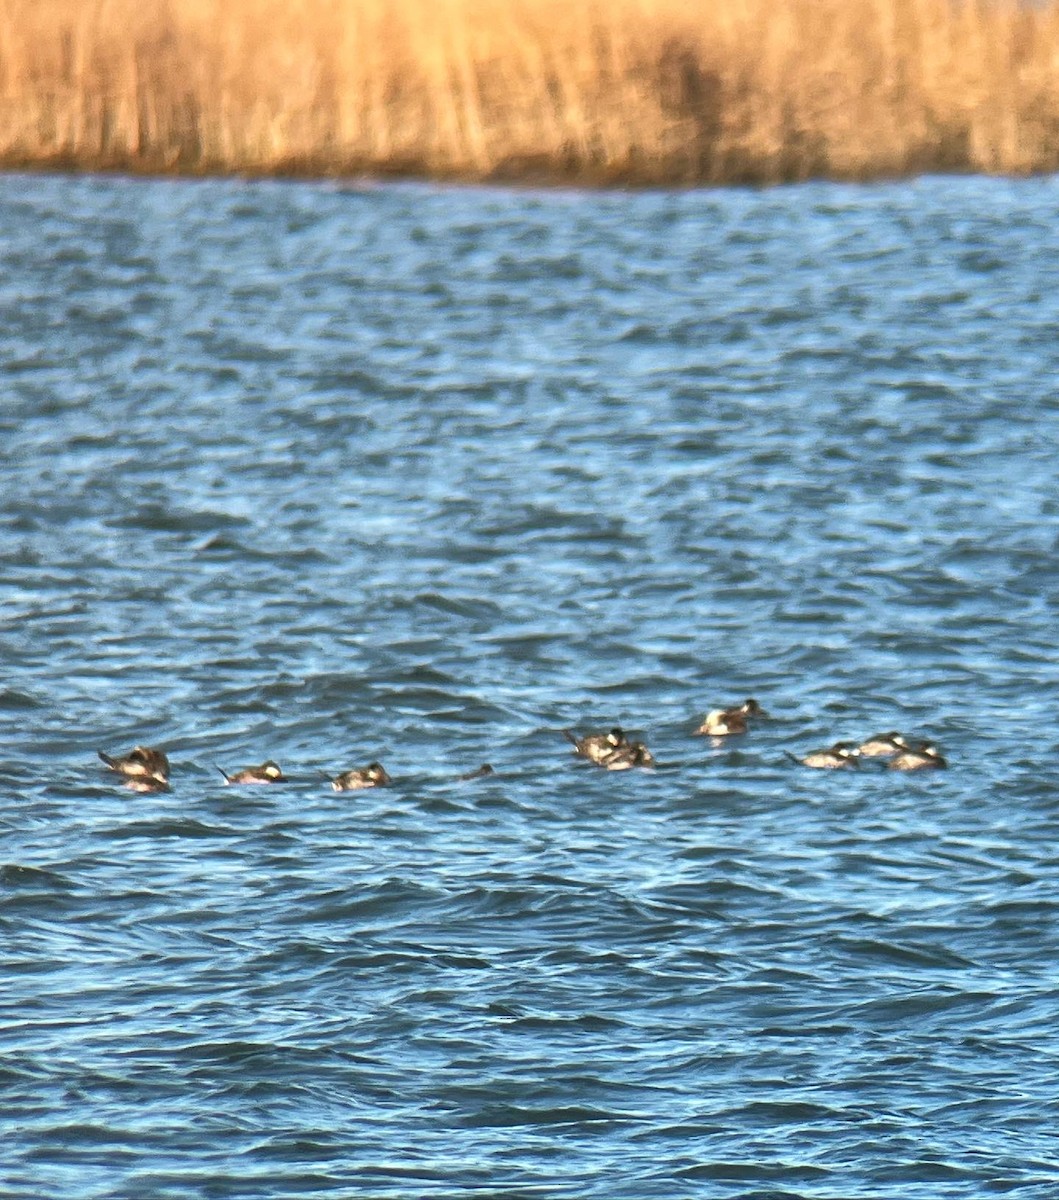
[1, 0, 1058, 183]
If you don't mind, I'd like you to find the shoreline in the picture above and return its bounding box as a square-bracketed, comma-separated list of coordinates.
[0, 156, 1039, 192]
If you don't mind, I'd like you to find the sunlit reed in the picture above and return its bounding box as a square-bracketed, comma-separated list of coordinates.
[1, 0, 1057, 183]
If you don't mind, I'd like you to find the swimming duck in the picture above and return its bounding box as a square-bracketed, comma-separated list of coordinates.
[694, 699, 768, 736]
[855, 732, 910, 757]
[457, 763, 495, 781]
[217, 760, 285, 784]
[564, 727, 629, 763]
[599, 741, 656, 770]
[98, 745, 170, 784]
[331, 762, 392, 791]
[888, 743, 947, 771]
[788, 742, 860, 769]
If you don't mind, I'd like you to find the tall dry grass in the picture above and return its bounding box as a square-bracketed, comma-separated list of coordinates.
[1, 0, 1058, 183]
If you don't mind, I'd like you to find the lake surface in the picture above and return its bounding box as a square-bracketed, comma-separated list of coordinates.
[3, 172, 1059, 1198]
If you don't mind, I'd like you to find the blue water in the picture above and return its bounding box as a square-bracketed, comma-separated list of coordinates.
[3, 172, 1059, 1198]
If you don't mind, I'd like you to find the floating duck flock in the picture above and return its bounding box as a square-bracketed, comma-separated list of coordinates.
[97, 699, 947, 792]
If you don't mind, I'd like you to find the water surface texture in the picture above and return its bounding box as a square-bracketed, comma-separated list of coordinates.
[3, 174, 1059, 1198]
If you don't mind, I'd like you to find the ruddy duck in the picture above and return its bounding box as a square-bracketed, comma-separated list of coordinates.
[218, 760, 285, 784]
[331, 762, 392, 791]
[599, 741, 655, 770]
[788, 742, 860, 769]
[694, 699, 768, 736]
[889, 744, 947, 771]
[98, 745, 170, 784]
[457, 763, 495, 781]
[564, 727, 629, 763]
[855, 732, 910, 757]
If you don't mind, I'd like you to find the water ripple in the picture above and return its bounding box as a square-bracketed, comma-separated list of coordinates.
[2, 174, 1059, 1197]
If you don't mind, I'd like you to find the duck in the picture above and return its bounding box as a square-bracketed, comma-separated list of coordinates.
[599, 741, 656, 770]
[787, 742, 860, 769]
[331, 762, 392, 791]
[889, 743, 947, 771]
[217, 760, 285, 784]
[457, 763, 495, 781]
[98, 745, 170, 784]
[563, 726, 629, 763]
[694, 698, 768, 736]
[855, 731, 910, 757]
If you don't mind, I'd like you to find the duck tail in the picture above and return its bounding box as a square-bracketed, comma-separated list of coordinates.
[216, 767, 232, 783]
[98, 751, 117, 769]
[562, 729, 579, 747]
[783, 751, 803, 765]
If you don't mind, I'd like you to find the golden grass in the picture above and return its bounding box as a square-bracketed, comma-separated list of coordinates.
[1, 0, 1058, 183]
